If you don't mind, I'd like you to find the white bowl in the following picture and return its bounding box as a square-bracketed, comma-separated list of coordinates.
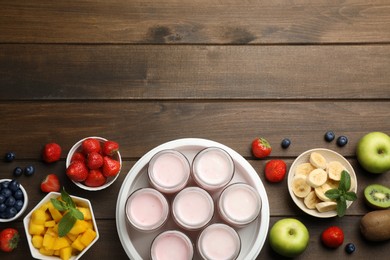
[66, 136, 122, 191]
[23, 192, 99, 260]
[0, 179, 28, 222]
[287, 148, 358, 218]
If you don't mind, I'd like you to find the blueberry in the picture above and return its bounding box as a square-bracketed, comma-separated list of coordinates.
[5, 207, 17, 218]
[345, 243, 355, 254]
[14, 200, 24, 212]
[13, 167, 23, 177]
[5, 196, 15, 207]
[1, 181, 9, 189]
[0, 195, 5, 204]
[24, 165, 35, 176]
[14, 189, 24, 200]
[8, 179, 20, 192]
[0, 203, 6, 212]
[337, 136, 348, 147]
[324, 131, 335, 142]
[4, 152, 16, 162]
[1, 188, 12, 198]
[281, 138, 291, 149]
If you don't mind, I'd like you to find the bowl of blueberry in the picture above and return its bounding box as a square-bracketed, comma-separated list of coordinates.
[0, 179, 28, 222]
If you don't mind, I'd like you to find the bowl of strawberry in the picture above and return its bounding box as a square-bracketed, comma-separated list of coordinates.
[66, 137, 122, 191]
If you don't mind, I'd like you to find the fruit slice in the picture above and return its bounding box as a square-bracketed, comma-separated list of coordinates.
[315, 181, 339, 202]
[306, 169, 328, 188]
[309, 152, 327, 169]
[327, 161, 345, 181]
[292, 176, 312, 198]
[364, 184, 390, 209]
[304, 191, 322, 209]
[295, 163, 315, 177]
[316, 201, 337, 212]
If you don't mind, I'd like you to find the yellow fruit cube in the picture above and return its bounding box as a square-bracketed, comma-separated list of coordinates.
[85, 220, 93, 230]
[49, 207, 63, 223]
[59, 246, 72, 260]
[71, 235, 85, 251]
[29, 222, 45, 235]
[53, 237, 70, 250]
[66, 232, 78, 242]
[77, 207, 92, 221]
[43, 233, 56, 250]
[44, 220, 56, 227]
[39, 247, 54, 256]
[54, 250, 60, 256]
[46, 227, 58, 237]
[39, 201, 53, 211]
[80, 228, 97, 246]
[32, 209, 47, 225]
[31, 235, 43, 249]
[69, 220, 88, 235]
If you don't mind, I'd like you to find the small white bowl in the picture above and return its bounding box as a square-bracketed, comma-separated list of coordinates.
[66, 136, 122, 191]
[287, 148, 357, 218]
[0, 179, 28, 222]
[23, 192, 99, 260]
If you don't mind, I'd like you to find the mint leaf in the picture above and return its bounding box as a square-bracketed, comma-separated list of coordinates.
[345, 191, 357, 201]
[61, 188, 75, 208]
[58, 212, 77, 237]
[325, 189, 341, 199]
[336, 197, 347, 217]
[51, 198, 68, 211]
[339, 170, 351, 191]
[70, 208, 84, 220]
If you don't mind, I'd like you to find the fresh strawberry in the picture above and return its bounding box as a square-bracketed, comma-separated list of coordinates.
[103, 140, 119, 156]
[102, 156, 121, 177]
[71, 152, 86, 163]
[321, 226, 344, 248]
[251, 137, 272, 158]
[84, 169, 107, 187]
[265, 159, 287, 183]
[40, 174, 60, 193]
[0, 228, 19, 252]
[81, 138, 101, 154]
[87, 152, 104, 170]
[66, 161, 88, 182]
[42, 142, 62, 163]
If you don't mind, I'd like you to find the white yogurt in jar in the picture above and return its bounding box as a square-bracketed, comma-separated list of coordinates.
[151, 230, 193, 260]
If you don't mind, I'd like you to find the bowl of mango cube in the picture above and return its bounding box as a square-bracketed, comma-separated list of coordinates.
[23, 192, 99, 260]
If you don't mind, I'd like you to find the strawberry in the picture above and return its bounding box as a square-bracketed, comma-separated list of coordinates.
[265, 159, 287, 183]
[321, 226, 344, 248]
[102, 156, 121, 177]
[81, 138, 101, 154]
[251, 137, 272, 158]
[87, 152, 104, 170]
[0, 228, 19, 252]
[71, 152, 86, 163]
[40, 174, 60, 193]
[42, 142, 62, 163]
[66, 161, 88, 182]
[103, 140, 119, 156]
[84, 169, 107, 187]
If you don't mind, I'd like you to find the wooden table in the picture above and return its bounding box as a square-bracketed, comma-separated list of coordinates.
[1, 1, 389, 259]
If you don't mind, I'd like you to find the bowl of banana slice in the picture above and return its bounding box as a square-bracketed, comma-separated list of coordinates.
[288, 148, 357, 218]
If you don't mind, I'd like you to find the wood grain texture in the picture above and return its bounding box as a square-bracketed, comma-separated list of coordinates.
[1, 44, 389, 100]
[1, 0, 389, 44]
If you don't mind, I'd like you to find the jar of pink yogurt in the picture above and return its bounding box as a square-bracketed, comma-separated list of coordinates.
[125, 188, 169, 232]
[151, 230, 194, 260]
[148, 149, 191, 194]
[197, 223, 241, 260]
[192, 147, 235, 191]
[172, 187, 214, 231]
[218, 183, 261, 227]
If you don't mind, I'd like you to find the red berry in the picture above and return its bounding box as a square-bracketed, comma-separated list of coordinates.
[81, 138, 101, 154]
[86, 152, 104, 170]
[42, 143, 62, 163]
[321, 226, 344, 248]
[0, 228, 19, 252]
[251, 137, 272, 158]
[71, 152, 86, 163]
[40, 174, 60, 193]
[66, 161, 88, 182]
[102, 156, 121, 177]
[264, 159, 287, 182]
[103, 140, 119, 156]
[84, 169, 107, 187]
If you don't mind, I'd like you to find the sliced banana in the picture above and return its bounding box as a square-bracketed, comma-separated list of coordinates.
[309, 152, 327, 169]
[315, 201, 337, 213]
[306, 168, 328, 188]
[315, 181, 338, 201]
[295, 163, 316, 177]
[292, 176, 312, 198]
[304, 191, 322, 209]
[327, 161, 345, 181]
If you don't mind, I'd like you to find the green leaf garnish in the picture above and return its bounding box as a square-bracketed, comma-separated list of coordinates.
[325, 170, 357, 217]
[58, 212, 77, 237]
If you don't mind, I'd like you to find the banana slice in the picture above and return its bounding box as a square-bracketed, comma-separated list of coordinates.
[306, 169, 328, 188]
[315, 201, 337, 213]
[292, 176, 312, 198]
[295, 163, 316, 177]
[304, 191, 322, 209]
[309, 152, 327, 169]
[327, 161, 345, 181]
[315, 181, 338, 201]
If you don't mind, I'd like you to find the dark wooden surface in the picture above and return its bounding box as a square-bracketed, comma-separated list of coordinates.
[1, 1, 390, 259]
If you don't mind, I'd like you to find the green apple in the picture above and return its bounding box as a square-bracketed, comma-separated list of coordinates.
[356, 132, 390, 174]
[269, 218, 309, 257]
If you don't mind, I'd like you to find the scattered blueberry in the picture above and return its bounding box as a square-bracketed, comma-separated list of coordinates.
[8, 179, 20, 192]
[13, 167, 23, 177]
[281, 138, 291, 149]
[345, 243, 355, 254]
[324, 131, 335, 142]
[337, 136, 348, 147]
[24, 165, 35, 176]
[4, 152, 16, 162]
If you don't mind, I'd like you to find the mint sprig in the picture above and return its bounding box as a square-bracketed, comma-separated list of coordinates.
[50, 188, 84, 237]
[325, 170, 357, 217]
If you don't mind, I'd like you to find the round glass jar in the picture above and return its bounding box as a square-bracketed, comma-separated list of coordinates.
[151, 230, 194, 260]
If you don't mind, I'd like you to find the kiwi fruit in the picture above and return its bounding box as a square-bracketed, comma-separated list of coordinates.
[364, 184, 390, 209]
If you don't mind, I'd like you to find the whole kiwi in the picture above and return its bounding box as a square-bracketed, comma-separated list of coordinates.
[360, 209, 390, 241]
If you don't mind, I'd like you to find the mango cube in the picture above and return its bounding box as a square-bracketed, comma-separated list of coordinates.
[69, 220, 88, 235]
[49, 207, 63, 222]
[31, 235, 43, 249]
[71, 235, 85, 251]
[77, 207, 92, 220]
[59, 246, 72, 260]
[43, 233, 56, 250]
[29, 222, 45, 235]
[53, 237, 70, 250]
[80, 228, 97, 246]
[39, 247, 54, 256]
[31, 209, 47, 225]
[66, 232, 78, 242]
[44, 220, 56, 228]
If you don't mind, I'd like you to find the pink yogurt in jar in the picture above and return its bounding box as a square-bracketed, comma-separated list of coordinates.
[197, 223, 241, 260]
[192, 147, 234, 191]
[218, 183, 261, 227]
[148, 149, 190, 194]
[151, 230, 194, 260]
[172, 187, 214, 231]
[125, 188, 169, 232]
